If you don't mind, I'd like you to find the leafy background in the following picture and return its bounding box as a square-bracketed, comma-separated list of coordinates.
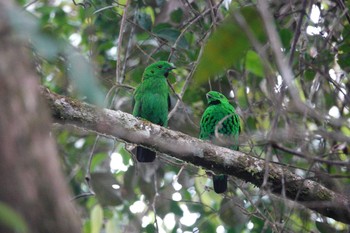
[13, 0, 350, 232]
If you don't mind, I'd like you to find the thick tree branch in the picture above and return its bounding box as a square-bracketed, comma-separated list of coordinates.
[42, 88, 350, 224]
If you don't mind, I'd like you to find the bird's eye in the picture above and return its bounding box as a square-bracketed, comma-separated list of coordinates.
[158, 65, 163, 68]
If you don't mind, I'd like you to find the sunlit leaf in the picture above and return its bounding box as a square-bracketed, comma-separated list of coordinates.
[90, 204, 103, 233]
[106, 217, 117, 233]
[83, 219, 91, 233]
[194, 7, 266, 84]
[90, 152, 108, 172]
[144, 6, 155, 24]
[0, 202, 27, 233]
[245, 50, 264, 78]
[341, 126, 350, 136]
[294, 78, 306, 102]
[237, 86, 248, 109]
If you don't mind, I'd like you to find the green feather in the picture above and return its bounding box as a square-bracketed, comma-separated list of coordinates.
[199, 91, 240, 193]
[132, 61, 175, 162]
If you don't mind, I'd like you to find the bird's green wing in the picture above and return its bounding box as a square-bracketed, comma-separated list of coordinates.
[132, 86, 142, 117]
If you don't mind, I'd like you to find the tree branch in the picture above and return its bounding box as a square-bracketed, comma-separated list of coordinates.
[41, 88, 350, 224]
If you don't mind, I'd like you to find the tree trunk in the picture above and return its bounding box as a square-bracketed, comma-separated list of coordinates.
[0, 1, 81, 233]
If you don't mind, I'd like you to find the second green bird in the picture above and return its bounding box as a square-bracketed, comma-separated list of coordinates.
[199, 91, 240, 193]
[132, 61, 175, 162]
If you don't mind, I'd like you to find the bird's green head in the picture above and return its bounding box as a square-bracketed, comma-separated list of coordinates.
[143, 61, 176, 80]
[206, 91, 229, 105]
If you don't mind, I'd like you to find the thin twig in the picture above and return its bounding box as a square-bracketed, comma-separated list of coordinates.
[160, 196, 217, 213]
[281, 162, 316, 232]
[167, 78, 199, 128]
[114, 83, 135, 90]
[116, 0, 130, 84]
[72, 0, 90, 8]
[23, 0, 38, 9]
[167, 68, 192, 120]
[173, 164, 186, 182]
[168, 0, 224, 61]
[256, 0, 302, 105]
[168, 30, 209, 120]
[93, 3, 125, 15]
[289, 0, 309, 65]
[181, 0, 200, 17]
[231, 9, 278, 104]
[336, 0, 350, 26]
[71, 192, 95, 201]
[207, 0, 217, 29]
[272, 143, 350, 166]
[120, 10, 136, 83]
[85, 135, 100, 188]
[135, 43, 156, 62]
[262, 108, 282, 189]
[152, 173, 159, 233]
[235, 182, 279, 231]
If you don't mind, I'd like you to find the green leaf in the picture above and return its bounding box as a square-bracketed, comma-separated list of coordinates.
[279, 28, 293, 50]
[237, 86, 248, 109]
[245, 50, 264, 77]
[65, 48, 105, 106]
[316, 221, 338, 233]
[341, 126, 350, 136]
[170, 8, 183, 24]
[8, 7, 60, 60]
[117, 143, 131, 166]
[83, 219, 91, 233]
[90, 152, 108, 172]
[144, 6, 155, 24]
[0, 202, 28, 233]
[145, 223, 156, 233]
[90, 204, 103, 233]
[170, 201, 183, 216]
[304, 69, 316, 81]
[106, 217, 117, 233]
[194, 6, 266, 84]
[32, 34, 60, 60]
[136, 11, 152, 31]
[153, 24, 189, 49]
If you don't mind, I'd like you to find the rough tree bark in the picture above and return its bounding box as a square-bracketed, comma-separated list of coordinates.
[0, 1, 81, 233]
[42, 88, 350, 224]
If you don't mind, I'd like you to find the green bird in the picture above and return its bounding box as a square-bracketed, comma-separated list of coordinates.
[199, 91, 240, 193]
[132, 61, 175, 162]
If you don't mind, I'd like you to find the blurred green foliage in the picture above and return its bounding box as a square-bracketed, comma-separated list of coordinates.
[0, 202, 28, 233]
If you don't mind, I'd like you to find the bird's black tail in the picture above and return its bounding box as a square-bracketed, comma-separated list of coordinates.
[136, 146, 156, 162]
[213, 175, 227, 193]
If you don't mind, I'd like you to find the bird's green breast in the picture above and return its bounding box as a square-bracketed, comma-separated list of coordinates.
[133, 77, 169, 126]
[199, 103, 240, 149]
